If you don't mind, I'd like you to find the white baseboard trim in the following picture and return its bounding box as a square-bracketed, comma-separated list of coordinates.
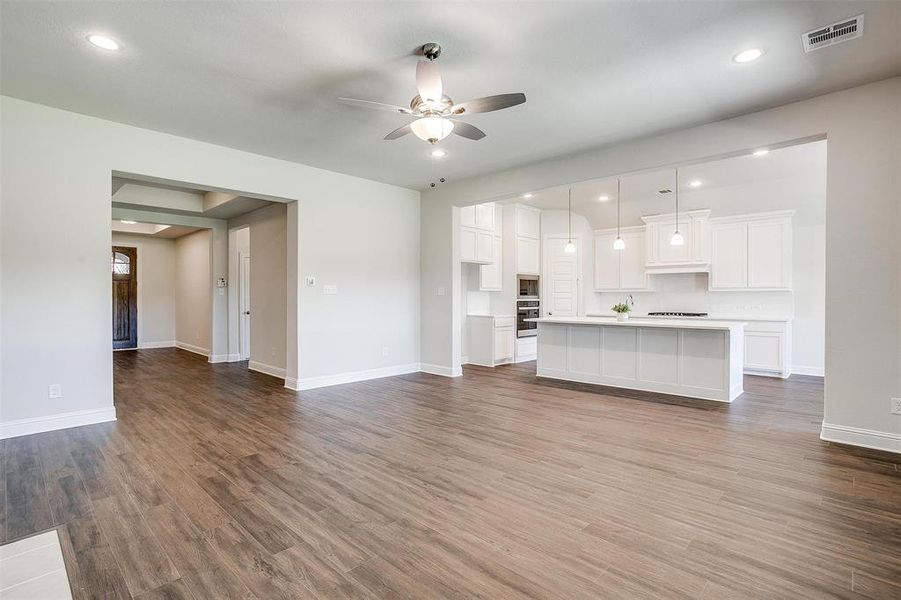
[419, 363, 463, 378]
[209, 354, 231, 364]
[175, 341, 210, 357]
[284, 377, 299, 391]
[294, 363, 421, 391]
[515, 354, 537, 363]
[791, 365, 825, 377]
[248, 360, 287, 379]
[820, 422, 901, 454]
[1, 406, 117, 440]
[139, 340, 176, 349]
[226, 353, 244, 363]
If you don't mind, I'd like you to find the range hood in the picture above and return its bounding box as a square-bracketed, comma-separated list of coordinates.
[641, 210, 711, 274]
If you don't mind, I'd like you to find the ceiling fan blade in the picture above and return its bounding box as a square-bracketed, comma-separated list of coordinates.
[384, 124, 412, 140]
[416, 60, 443, 105]
[450, 120, 486, 141]
[450, 93, 526, 115]
[338, 97, 412, 115]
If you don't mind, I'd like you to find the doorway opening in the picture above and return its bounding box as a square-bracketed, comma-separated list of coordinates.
[111, 246, 138, 349]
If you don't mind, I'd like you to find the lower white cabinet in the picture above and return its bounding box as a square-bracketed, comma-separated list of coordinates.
[742, 320, 792, 378]
[467, 315, 515, 367]
[515, 336, 537, 362]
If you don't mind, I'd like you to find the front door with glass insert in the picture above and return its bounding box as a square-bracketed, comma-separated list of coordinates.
[112, 246, 138, 349]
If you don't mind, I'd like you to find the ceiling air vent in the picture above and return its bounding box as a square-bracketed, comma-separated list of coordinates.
[802, 14, 864, 52]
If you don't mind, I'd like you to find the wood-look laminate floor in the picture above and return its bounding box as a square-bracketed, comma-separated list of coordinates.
[2, 349, 900, 599]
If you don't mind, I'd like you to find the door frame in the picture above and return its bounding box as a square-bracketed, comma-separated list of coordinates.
[542, 234, 582, 317]
[112, 245, 138, 350]
[238, 251, 251, 360]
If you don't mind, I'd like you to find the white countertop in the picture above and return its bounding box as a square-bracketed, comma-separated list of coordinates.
[586, 313, 792, 323]
[528, 316, 745, 331]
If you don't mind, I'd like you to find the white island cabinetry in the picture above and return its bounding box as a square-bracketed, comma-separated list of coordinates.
[532, 317, 745, 402]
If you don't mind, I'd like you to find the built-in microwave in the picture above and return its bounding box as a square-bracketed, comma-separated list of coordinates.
[517, 275, 539, 299]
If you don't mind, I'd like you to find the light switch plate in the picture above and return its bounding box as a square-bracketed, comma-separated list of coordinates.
[49, 384, 62, 399]
[305, 276, 316, 287]
[437, 287, 446, 296]
[891, 398, 901, 415]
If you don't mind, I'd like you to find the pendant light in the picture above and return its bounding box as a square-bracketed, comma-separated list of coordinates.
[613, 178, 625, 250]
[671, 167, 685, 246]
[564, 188, 576, 254]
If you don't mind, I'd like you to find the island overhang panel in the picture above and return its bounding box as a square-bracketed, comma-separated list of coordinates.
[531, 318, 745, 402]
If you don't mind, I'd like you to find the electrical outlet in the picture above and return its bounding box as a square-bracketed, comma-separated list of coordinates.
[49, 384, 62, 399]
[437, 287, 446, 296]
[323, 284, 338, 295]
[305, 276, 316, 287]
[891, 398, 901, 415]
[381, 346, 389, 357]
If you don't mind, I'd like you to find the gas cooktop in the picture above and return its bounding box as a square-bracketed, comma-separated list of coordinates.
[647, 312, 708, 317]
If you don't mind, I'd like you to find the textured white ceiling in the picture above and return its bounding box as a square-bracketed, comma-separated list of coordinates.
[2, 2, 898, 189]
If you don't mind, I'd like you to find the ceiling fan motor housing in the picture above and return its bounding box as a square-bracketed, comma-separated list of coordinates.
[422, 42, 442, 61]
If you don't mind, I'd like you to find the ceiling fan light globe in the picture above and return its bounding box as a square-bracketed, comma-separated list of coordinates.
[670, 231, 685, 246]
[564, 240, 576, 254]
[411, 116, 453, 144]
[613, 236, 626, 250]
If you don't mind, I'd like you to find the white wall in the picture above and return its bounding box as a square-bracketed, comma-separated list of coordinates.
[111, 233, 176, 347]
[296, 189, 420, 384]
[229, 203, 288, 375]
[422, 77, 901, 453]
[1, 96, 420, 436]
[174, 229, 212, 354]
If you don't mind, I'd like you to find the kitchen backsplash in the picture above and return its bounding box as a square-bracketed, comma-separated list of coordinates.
[587, 273, 794, 318]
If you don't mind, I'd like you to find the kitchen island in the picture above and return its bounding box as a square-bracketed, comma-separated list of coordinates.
[528, 316, 745, 402]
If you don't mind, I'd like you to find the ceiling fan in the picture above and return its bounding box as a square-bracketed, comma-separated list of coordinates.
[338, 42, 526, 144]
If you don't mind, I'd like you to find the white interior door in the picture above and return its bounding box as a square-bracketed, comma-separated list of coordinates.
[544, 236, 580, 317]
[239, 253, 251, 360]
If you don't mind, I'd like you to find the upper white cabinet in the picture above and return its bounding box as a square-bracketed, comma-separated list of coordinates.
[514, 204, 541, 275]
[515, 204, 541, 239]
[710, 222, 748, 289]
[460, 202, 496, 264]
[475, 203, 495, 231]
[709, 211, 793, 291]
[641, 210, 710, 273]
[480, 236, 503, 291]
[593, 226, 651, 291]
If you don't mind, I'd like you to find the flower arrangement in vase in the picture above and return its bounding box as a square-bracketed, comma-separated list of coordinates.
[611, 294, 634, 322]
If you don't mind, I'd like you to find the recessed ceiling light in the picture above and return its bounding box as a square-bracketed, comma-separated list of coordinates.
[599, 195, 609, 202]
[87, 34, 120, 51]
[753, 148, 770, 157]
[120, 219, 137, 225]
[733, 48, 763, 63]
[689, 180, 703, 188]
[523, 193, 533, 198]
[430, 149, 447, 158]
